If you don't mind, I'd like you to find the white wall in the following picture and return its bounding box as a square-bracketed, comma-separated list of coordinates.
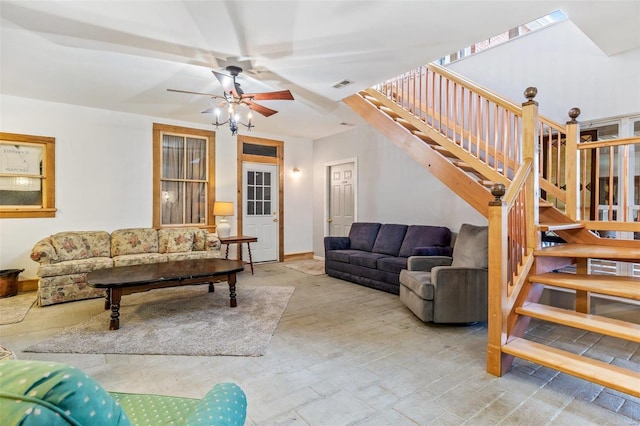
[0, 95, 314, 279]
[446, 21, 640, 124]
[312, 125, 486, 256]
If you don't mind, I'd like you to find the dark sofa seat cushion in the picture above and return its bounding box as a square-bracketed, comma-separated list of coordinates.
[372, 224, 408, 256]
[348, 222, 382, 251]
[398, 225, 451, 258]
[350, 252, 389, 268]
[326, 249, 363, 263]
[377, 256, 409, 274]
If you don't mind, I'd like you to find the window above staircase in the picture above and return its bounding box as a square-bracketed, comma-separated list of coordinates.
[437, 10, 567, 65]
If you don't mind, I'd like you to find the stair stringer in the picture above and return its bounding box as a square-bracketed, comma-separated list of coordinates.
[343, 92, 493, 217]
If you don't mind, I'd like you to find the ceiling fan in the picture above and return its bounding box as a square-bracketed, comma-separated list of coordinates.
[168, 65, 294, 134]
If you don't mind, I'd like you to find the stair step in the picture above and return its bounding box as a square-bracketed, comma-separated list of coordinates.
[539, 201, 555, 208]
[412, 131, 437, 144]
[502, 337, 640, 398]
[395, 117, 418, 131]
[537, 223, 585, 232]
[516, 302, 640, 342]
[529, 273, 640, 301]
[535, 243, 640, 262]
[432, 145, 457, 158]
[478, 180, 495, 187]
[379, 106, 399, 117]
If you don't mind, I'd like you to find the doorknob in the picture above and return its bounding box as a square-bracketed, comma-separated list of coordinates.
[273, 218, 278, 222]
[327, 218, 333, 223]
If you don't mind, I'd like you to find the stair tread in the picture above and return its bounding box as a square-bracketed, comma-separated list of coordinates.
[535, 243, 640, 261]
[517, 302, 640, 342]
[529, 273, 640, 300]
[537, 223, 585, 232]
[503, 337, 640, 397]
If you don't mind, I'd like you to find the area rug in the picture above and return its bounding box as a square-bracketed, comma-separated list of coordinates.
[24, 285, 294, 356]
[0, 293, 36, 325]
[283, 259, 325, 276]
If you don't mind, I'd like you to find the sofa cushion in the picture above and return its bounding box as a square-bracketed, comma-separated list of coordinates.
[83, 231, 112, 258]
[398, 225, 451, 258]
[411, 246, 453, 256]
[38, 257, 114, 277]
[193, 229, 208, 251]
[372, 224, 408, 256]
[348, 222, 381, 252]
[377, 256, 409, 274]
[158, 228, 196, 253]
[112, 253, 168, 267]
[350, 252, 388, 269]
[399, 269, 434, 300]
[451, 224, 489, 268]
[51, 232, 89, 261]
[326, 249, 362, 263]
[111, 228, 159, 256]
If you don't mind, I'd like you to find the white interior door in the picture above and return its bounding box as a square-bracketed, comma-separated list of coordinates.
[243, 163, 278, 262]
[328, 162, 355, 236]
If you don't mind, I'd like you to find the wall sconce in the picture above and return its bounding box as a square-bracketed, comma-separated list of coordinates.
[292, 167, 301, 177]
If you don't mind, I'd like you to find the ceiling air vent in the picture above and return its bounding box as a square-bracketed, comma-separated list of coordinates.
[332, 79, 354, 89]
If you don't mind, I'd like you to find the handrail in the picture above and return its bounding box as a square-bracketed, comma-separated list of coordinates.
[504, 159, 533, 210]
[577, 136, 640, 149]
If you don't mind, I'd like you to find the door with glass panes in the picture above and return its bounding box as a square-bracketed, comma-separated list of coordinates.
[242, 163, 278, 262]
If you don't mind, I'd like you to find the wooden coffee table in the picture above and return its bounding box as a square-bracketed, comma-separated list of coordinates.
[87, 258, 245, 330]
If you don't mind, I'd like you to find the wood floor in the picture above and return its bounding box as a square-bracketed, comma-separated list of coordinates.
[1, 262, 638, 425]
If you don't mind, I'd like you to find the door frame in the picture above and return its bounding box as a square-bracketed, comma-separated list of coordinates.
[237, 135, 284, 262]
[324, 157, 358, 236]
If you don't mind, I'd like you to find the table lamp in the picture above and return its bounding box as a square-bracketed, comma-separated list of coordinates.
[213, 201, 234, 238]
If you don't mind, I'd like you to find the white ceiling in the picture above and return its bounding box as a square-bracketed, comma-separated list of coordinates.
[1, 1, 638, 140]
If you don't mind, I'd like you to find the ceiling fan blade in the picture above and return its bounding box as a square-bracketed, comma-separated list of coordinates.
[245, 101, 278, 117]
[242, 90, 294, 101]
[167, 88, 225, 100]
[212, 70, 238, 97]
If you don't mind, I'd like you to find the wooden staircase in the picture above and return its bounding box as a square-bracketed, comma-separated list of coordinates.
[343, 64, 640, 398]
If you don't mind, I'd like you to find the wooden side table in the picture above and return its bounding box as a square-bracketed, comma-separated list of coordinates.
[219, 235, 258, 274]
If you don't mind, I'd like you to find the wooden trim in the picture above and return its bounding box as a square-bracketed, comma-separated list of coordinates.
[237, 135, 285, 262]
[18, 278, 38, 293]
[0, 132, 56, 219]
[152, 123, 215, 229]
[284, 252, 314, 261]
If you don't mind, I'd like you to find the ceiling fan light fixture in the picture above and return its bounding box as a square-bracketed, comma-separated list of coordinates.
[169, 65, 293, 135]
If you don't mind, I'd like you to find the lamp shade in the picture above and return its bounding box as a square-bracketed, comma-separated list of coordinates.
[213, 201, 234, 217]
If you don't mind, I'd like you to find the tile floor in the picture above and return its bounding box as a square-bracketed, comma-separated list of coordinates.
[1, 262, 639, 425]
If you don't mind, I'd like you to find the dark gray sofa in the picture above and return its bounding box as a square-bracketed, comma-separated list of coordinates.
[324, 222, 452, 294]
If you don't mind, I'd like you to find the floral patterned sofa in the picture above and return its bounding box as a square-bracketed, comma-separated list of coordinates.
[31, 227, 222, 306]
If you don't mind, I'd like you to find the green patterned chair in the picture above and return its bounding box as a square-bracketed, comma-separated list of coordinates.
[0, 360, 247, 425]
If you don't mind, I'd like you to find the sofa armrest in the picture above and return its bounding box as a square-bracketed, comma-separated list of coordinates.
[187, 382, 247, 426]
[324, 236, 350, 252]
[30, 237, 58, 264]
[407, 256, 452, 271]
[430, 266, 488, 323]
[206, 233, 221, 251]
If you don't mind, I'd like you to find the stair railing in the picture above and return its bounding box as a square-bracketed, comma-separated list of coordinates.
[374, 64, 522, 181]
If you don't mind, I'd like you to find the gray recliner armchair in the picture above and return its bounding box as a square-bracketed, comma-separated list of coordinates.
[399, 223, 488, 324]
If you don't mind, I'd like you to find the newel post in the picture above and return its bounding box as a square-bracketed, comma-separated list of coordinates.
[565, 107, 581, 221]
[486, 183, 509, 376]
[522, 87, 540, 249]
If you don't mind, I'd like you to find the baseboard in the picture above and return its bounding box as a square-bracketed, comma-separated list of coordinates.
[283, 252, 314, 262]
[18, 279, 38, 293]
